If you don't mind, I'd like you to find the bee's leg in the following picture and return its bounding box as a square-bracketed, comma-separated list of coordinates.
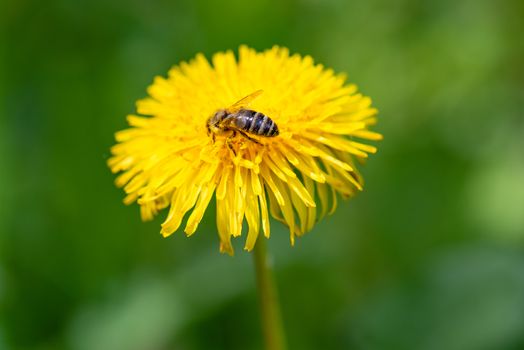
[207, 124, 214, 143]
[226, 131, 237, 156]
[237, 130, 261, 144]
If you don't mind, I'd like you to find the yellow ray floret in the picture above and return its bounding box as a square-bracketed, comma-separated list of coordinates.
[108, 45, 382, 255]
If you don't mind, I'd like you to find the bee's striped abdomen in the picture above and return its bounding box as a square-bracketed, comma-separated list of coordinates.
[235, 109, 279, 137]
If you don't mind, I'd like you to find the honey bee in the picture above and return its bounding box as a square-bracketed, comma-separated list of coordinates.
[206, 90, 279, 147]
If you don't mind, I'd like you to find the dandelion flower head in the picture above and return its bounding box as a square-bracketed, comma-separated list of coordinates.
[108, 46, 382, 254]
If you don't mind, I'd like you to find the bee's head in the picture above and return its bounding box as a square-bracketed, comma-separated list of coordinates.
[213, 110, 227, 123]
[206, 109, 227, 135]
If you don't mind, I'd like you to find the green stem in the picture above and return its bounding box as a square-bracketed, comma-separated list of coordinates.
[253, 238, 287, 350]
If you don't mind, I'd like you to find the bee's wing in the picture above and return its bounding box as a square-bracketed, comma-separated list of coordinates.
[227, 90, 263, 112]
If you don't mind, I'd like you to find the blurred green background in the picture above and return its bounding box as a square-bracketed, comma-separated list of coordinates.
[2, 0, 524, 349]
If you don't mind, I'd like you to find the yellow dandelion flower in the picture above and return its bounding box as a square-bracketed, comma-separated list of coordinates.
[108, 46, 382, 255]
